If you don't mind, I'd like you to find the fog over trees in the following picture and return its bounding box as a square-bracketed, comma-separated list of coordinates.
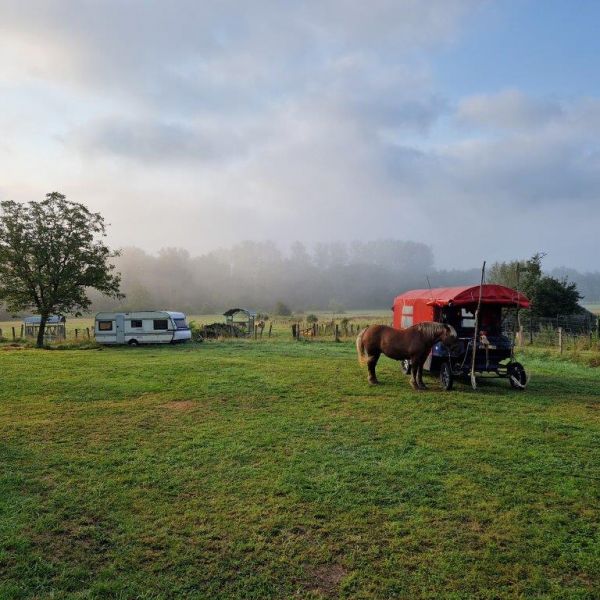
[80, 240, 599, 315]
[2, 238, 598, 319]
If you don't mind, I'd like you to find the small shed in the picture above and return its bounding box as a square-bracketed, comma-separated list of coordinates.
[23, 315, 67, 341]
[223, 308, 256, 336]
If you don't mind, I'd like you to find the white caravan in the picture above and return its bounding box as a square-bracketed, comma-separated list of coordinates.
[94, 311, 192, 345]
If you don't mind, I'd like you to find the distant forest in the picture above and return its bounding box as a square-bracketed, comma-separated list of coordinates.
[3, 240, 599, 317]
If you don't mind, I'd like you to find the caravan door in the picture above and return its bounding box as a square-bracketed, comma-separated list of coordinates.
[116, 314, 125, 344]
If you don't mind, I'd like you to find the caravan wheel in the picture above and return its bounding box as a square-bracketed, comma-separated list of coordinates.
[508, 362, 527, 390]
[128, 339, 139, 347]
[440, 362, 454, 391]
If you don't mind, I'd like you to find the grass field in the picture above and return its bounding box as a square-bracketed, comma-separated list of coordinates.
[1, 338, 599, 599]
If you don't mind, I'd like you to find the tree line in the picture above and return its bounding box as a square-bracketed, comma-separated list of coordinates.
[86, 241, 482, 315]
[88, 245, 600, 316]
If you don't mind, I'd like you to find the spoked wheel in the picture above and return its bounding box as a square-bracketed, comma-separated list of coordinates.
[402, 359, 411, 375]
[440, 361, 454, 391]
[507, 362, 527, 390]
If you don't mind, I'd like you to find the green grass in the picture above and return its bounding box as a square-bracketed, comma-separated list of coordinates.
[1, 339, 598, 599]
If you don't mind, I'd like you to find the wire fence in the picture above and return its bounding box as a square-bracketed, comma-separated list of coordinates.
[505, 313, 600, 353]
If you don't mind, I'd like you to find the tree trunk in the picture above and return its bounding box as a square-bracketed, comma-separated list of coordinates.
[36, 314, 48, 348]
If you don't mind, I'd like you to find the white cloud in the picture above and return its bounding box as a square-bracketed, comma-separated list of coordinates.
[457, 89, 564, 130]
[0, 0, 598, 271]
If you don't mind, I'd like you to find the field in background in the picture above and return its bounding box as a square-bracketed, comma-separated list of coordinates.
[1, 337, 598, 599]
[584, 303, 600, 315]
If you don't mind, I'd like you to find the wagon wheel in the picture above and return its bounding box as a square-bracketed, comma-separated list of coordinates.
[507, 362, 527, 390]
[402, 359, 411, 375]
[440, 361, 454, 391]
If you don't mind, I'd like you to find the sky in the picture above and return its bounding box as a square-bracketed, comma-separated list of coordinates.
[1, 0, 599, 271]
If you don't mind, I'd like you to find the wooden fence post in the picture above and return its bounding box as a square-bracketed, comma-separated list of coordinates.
[75, 329, 79, 339]
[268, 323, 272, 337]
[529, 315, 534, 345]
[335, 324, 340, 342]
[558, 327, 563, 354]
[20, 324, 24, 338]
[86, 327, 90, 339]
[12, 326, 16, 341]
[518, 325, 524, 348]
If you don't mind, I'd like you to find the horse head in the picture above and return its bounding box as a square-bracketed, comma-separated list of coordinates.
[440, 324, 458, 347]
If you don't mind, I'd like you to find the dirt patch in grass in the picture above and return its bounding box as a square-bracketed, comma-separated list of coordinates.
[308, 563, 348, 595]
[160, 400, 196, 411]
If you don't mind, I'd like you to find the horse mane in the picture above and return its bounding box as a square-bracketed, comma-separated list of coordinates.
[414, 321, 448, 338]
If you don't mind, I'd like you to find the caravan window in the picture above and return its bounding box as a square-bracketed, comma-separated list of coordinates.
[153, 319, 169, 330]
[98, 320, 113, 331]
[174, 318, 188, 329]
[401, 304, 413, 328]
[130, 319, 143, 328]
[461, 309, 476, 329]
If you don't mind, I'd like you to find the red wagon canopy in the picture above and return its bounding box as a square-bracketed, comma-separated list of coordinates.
[394, 284, 530, 308]
[393, 284, 530, 329]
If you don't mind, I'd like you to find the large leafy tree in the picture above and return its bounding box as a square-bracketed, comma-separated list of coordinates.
[487, 252, 544, 300]
[489, 252, 582, 318]
[530, 276, 582, 318]
[0, 192, 123, 347]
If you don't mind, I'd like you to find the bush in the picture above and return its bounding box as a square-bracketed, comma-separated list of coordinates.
[188, 320, 201, 338]
[306, 314, 318, 324]
[274, 301, 292, 316]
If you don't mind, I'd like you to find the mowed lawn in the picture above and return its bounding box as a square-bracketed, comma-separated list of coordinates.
[1, 341, 598, 599]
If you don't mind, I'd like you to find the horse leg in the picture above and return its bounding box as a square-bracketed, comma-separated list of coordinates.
[409, 360, 420, 390]
[417, 357, 427, 390]
[367, 353, 380, 385]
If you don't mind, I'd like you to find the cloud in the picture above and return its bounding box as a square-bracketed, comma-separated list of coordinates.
[0, 1, 474, 109]
[457, 89, 564, 130]
[0, 0, 599, 272]
[73, 116, 267, 163]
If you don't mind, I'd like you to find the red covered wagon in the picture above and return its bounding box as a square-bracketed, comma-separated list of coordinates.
[393, 284, 530, 390]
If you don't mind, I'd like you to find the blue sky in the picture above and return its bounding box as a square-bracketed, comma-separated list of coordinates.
[0, 1, 598, 271]
[436, 0, 600, 99]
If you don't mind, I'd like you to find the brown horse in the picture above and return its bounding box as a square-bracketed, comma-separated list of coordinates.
[356, 323, 457, 390]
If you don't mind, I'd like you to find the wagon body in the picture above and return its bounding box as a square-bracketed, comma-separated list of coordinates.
[393, 285, 530, 380]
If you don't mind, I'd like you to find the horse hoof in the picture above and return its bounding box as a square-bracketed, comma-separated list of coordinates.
[410, 381, 419, 390]
[418, 384, 428, 390]
[369, 379, 379, 386]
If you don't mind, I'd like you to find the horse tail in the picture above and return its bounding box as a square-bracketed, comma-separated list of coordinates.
[356, 328, 368, 365]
